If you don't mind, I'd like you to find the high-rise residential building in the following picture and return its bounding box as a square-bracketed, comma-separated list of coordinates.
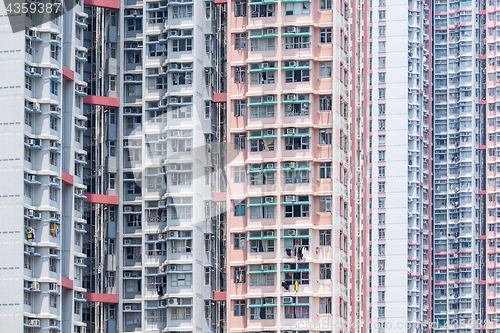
[0, 2, 89, 333]
[368, 0, 431, 331]
[225, 1, 364, 332]
[79, 0, 228, 332]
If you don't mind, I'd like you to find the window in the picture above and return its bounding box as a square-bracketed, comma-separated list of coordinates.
[284, 27, 310, 49]
[320, 28, 332, 44]
[284, 297, 309, 318]
[379, 166, 386, 176]
[284, 129, 310, 150]
[49, 187, 58, 202]
[248, 230, 275, 252]
[283, 161, 308, 184]
[172, 39, 192, 52]
[285, 2, 310, 15]
[50, 44, 59, 60]
[378, 88, 386, 99]
[172, 5, 193, 18]
[171, 273, 192, 286]
[234, 166, 246, 183]
[320, 0, 332, 9]
[319, 95, 332, 111]
[320, 196, 332, 212]
[319, 129, 332, 145]
[49, 152, 57, 166]
[234, 133, 246, 150]
[50, 116, 57, 131]
[234, 100, 246, 117]
[234, 200, 246, 216]
[250, 31, 275, 51]
[379, 41, 386, 52]
[378, 120, 386, 130]
[249, 129, 276, 151]
[235, 1, 246, 17]
[378, 275, 385, 286]
[379, 57, 386, 67]
[249, 62, 276, 84]
[284, 196, 310, 218]
[319, 62, 332, 78]
[250, 165, 276, 185]
[249, 197, 275, 219]
[319, 297, 332, 314]
[379, 26, 386, 36]
[248, 97, 275, 118]
[235, 67, 246, 83]
[234, 300, 246, 316]
[234, 233, 246, 250]
[51, 81, 58, 95]
[107, 173, 116, 190]
[250, 3, 275, 17]
[378, 151, 385, 161]
[205, 267, 211, 285]
[50, 294, 57, 308]
[320, 163, 332, 178]
[285, 60, 310, 82]
[24, 291, 32, 305]
[319, 230, 331, 246]
[235, 33, 247, 49]
[320, 263, 331, 279]
[234, 266, 246, 283]
[172, 305, 192, 320]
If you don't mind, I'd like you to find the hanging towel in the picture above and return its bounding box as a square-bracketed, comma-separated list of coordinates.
[295, 280, 299, 291]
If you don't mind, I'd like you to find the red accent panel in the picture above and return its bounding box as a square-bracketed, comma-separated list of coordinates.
[479, 145, 486, 150]
[62, 277, 73, 290]
[213, 93, 227, 103]
[479, 280, 486, 285]
[480, 190, 486, 195]
[84, 293, 119, 303]
[213, 192, 226, 202]
[83, 95, 119, 107]
[213, 291, 226, 301]
[214, 0, 227, 3]
[62, 66, 74, 81]
[84, 193, 119, 205]
[480, 55, 486, 60]
[84, 0, 119, 9]
[62, 171, 74, 186]
[479, 101, 486, 105]
[479, 235, 486, 240]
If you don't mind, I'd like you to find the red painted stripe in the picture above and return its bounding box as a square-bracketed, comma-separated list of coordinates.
[84, 0, 119, 9]
[213, 93, 227, 103]
[213, 192, 226, 202]
[62, 171, 74, 186]
[84, 293, 119, 303]
[62, 277, 73, 290]
[83, 95, 119, 107]
[84, 193, 119, 205]
[213, 291, 226, 301]
[62, 66, 74, 81]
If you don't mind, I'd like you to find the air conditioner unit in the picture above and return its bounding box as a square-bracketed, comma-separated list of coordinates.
[287, 162, 296, 168]
[170, 64, 178, 69]
[28, 175, 36, 181]
[78, 189, 84, 196]
[131, 10, 137, 15]
[262, 264, 270, 271]
[286, 128, 296, 134]
[159, 234, 166, 240]
[30, 282, 39, 290]
[160, 266, 166, 272]
[124, 206, 132, 212]
[266, 28, 274, 35]
[124, 305, 132, 311]
[31, 30, 39, 38]
[29, 319, 40, 326]
[265, 197, 274, 203]
[172, 130, 180, 137]
[169, 164, 178, 170]
[28, 210, 35, 217]
[266, 230, 274, 237]
[77, 258, 84, 264]
[288, 61, 296, 67]
[266, 95, 274, 101]
[266, 129, 275, 135]
[51, 70, 58, 76]
[453, 284, 458, 288]
[125, 75, 132, 81]
[287, 27, 297, 33]
[265, 297, 273, 304]
[30, 68, 36, 74]
[125, 108, 132, 114]
[262, 62, 269, 68]
[28, 247, 35, 253]
[169, 231, 178, 238]
[283, 264, 292, 269]
[33, 102, 40, 110]
[29, 139, 35, 145]
[288, 229, 296, 236]
[169, 264, 177, 271]
[283, 297, 293, 303]
[408, 213, 412, 217]
[159, 200, 166, 206]
[185, 73, 192, 80]
[285, 196, 296, 202]
[124, 272, 132, 277]
[124, 239, 132, 245]
[168, 298, 178, 305]
[170, 30, 178, 36]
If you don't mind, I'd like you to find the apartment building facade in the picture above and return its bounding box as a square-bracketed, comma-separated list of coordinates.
[368, 0, 431, 331]
[0, 1, 89, 333]
[226, 1, 364, 333]
[79, 0, 228, 332]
